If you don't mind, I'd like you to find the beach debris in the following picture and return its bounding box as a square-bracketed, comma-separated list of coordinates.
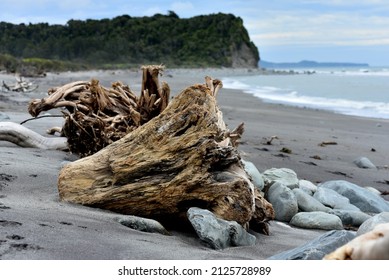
[310, 155, 322, 160]
[262, 135, 279, 145]
[57, 75, 274, 232]
[28, 65, 170, 157]
[323, 223, 389, 260]
[319, 141, 337, 147]
[326, 170, 352, 178]
[1, 77, 38, 92]
[268, 230, 356, 260]
[280, 147, 292, 154]
[0, 121, 67, 150]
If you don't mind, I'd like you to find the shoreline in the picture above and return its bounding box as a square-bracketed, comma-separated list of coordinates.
[1, 68, 388, 259]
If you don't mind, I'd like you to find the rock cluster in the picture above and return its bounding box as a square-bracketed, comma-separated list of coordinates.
[261, 166, 389, 230]
[253, 163, 389, 259]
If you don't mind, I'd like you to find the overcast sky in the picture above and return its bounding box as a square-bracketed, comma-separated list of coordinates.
[1, 0, 389, 66]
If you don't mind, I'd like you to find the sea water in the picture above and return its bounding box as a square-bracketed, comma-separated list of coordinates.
[222, 67, 389, 119]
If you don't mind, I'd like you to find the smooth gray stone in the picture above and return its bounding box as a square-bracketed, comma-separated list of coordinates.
[357, 212, 389, 236]
[292, 188, 330, 212]
[290, 212, 343, 230]
[267, 182, 298, 222]
[116, 215, 170, 235]
[353, 157, 376, 169]
[242, 159, 264, 191]
[298, 179, 317, 195]
[314, 187, 361, 211]
[268, 230, 356, 260]
[262, 168, 299, 189]
[187, 207, 256, 249]
[0, 112, 10, 121]
[320, 180, 389, 213]
[328, 209, 371, 227]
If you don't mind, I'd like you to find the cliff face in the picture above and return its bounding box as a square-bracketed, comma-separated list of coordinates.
[231, 42, 260, 68]
[0, 13, 260, 68]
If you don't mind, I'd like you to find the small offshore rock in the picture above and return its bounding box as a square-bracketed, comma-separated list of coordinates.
[292, 188, 330, 212]
[313, 187, 360, 211]
[320, 180, 389, 213]
[357, 212, 389, 236]
[353, 157, 376, 169]
[268, 230, 356, 260]
[242, 160, 264, 191]
[263, 168, 299, 189]
[267, 182, 298, 222]
[290, 212, 343, 230]
[328, 209, 371, 227]
[187, 207, 256, 249]
[116, 215, 170, 235]
[298, 179, 317, 195]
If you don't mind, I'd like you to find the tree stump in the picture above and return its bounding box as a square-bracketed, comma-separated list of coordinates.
[58, 77, 274, 229]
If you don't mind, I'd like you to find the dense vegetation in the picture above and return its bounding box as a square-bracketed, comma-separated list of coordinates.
[0, 12, 259, 73]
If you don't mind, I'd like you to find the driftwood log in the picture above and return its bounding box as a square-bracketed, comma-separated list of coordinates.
[28, 65, 169, 157]
[2, 77, 38, 93]
[58, 77, 274, 230]
[0, 121, 67, 150]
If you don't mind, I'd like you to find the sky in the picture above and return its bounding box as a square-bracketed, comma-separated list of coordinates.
[1, 0, 389, 66]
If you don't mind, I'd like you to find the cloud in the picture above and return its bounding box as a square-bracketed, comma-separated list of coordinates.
[245, 10, 389, 47]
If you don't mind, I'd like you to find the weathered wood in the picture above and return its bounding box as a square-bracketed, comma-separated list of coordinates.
[58, 78, 273, 229]
[0, 122, 67, 150]
[28, 65, 170, 157]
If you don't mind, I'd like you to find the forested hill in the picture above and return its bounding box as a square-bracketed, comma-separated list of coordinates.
[0, 12, 259, 70]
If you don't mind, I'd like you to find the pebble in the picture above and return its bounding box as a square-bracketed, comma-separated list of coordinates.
[0, 112, 10, 121]
[313, 187, 360, 211]
[328, 209, 371, 227]
[266, 182, 298, 222]
[353, 157, 376, 169]
[268, 230, 356, 260]
[242, 159, 264, 191]
[116, 215, 170, 235]
[320, 180, 389, 213]
[298, 179, 317, 195]
[187, 207, 256, 249]
[262, 168, 299, 189]
[292, 188, 330, 212]
[357, 212, 389, 236]
[290, 211, 343, 230]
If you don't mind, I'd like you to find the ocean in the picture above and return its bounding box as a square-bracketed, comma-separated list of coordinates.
[222, 67, 389, 119]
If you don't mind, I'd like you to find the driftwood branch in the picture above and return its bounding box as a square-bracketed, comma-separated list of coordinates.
[0, 122, 67, 150]
[57, 77, 274, 230]
[28, 65, 169, 157]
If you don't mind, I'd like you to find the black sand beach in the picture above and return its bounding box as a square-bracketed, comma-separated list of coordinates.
[1, 69, 388, 259]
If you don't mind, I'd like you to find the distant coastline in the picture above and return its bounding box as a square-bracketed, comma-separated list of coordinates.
[260, 60, 369, 69]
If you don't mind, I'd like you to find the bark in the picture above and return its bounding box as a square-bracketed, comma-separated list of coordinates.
[58, 78, 274, 229]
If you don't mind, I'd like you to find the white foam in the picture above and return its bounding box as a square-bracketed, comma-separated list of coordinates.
[223, 77, 389, 119]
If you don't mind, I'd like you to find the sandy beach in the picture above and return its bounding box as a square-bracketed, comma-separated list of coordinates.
[1, 68, 388, 259]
